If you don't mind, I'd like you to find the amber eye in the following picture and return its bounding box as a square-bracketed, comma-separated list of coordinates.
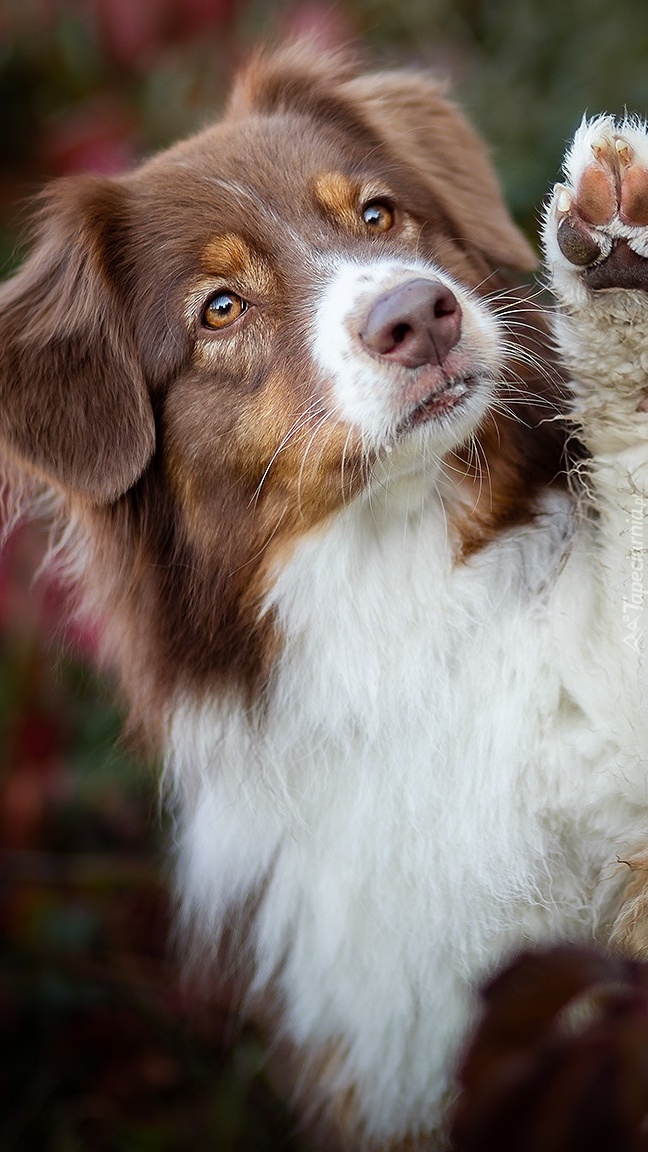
[361, 200, 394, 232]
[203, 291, 247, 330]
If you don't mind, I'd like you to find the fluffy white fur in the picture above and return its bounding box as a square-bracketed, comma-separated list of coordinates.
[165, 120, 648, 1144]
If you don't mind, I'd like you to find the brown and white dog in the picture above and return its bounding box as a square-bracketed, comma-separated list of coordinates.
[2, 43, 648, 1150]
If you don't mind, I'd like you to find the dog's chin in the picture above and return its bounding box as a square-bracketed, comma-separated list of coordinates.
[368, 377, 492, 487]
[392, 372, 492, 451]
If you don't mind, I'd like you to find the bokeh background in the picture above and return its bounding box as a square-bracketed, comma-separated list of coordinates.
[2, 1, 648, 1148]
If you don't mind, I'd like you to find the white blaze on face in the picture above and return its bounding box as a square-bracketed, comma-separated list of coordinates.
[311, 257, 504, 453]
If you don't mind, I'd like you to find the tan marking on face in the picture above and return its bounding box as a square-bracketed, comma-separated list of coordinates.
[165, 362, 364, 613]
[233, 370, 363, 520]
[313, 172, 361, 229]
[201, 232, 276, 295]
[313, 172, 428, 252]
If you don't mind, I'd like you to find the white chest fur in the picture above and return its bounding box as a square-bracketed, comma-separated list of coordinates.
[166, 476, 648, 1142]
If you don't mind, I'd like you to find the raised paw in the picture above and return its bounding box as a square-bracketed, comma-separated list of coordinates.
[545, 115, 648, 296]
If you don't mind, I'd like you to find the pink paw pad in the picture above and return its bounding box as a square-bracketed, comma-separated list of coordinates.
[555, 129, 648, 290]
[576, 143, 617, 226]
[620, 165, 648, 226]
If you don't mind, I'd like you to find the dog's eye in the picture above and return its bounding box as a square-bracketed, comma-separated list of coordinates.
[362, 201, 394, 232]
[203, 291, 247, 330]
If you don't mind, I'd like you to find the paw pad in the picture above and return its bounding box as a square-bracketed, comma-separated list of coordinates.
[556, 213, 602, 267]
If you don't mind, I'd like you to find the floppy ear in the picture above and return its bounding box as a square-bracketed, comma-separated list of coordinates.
[0, 175, 155, 503]
[339, 70, 536, 274]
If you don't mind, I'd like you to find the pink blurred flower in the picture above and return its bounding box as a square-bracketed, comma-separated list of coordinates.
[0, 522, 102, 659]
[90, 0, 169, 68]
[14, 712, 65, 768]
[43, 577, 104, 660]
[173, 0, 236, 37]
[89, 0, 235, 70]
[283, 2, 355, 51]
[0, 525, 47, 639]
[43, 98, 138, 176]
[1, 771, 46, 847]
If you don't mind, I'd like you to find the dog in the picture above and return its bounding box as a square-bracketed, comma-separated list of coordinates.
[1, 42, 648, 1150]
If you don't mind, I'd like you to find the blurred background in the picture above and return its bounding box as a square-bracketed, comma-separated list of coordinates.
[2, 1, 648, 1148]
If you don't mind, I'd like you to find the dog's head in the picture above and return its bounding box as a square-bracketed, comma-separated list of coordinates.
[0, 44, 536, 498]
[0, 45, 557, 709]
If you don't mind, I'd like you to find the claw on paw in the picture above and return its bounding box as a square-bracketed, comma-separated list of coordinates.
[615, 137, 634, 165]
[556, 186, 574, 215]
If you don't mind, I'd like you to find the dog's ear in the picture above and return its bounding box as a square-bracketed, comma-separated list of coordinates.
[339, 70, 536, 273]
[226, 40, 358, 121]
[0, 175, 155, 503]
[229, 48, 534, 274]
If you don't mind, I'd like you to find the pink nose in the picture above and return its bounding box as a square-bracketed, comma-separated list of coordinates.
[360, 279, 462, 368]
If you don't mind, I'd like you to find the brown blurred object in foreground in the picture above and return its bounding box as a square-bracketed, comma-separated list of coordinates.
[451, 944, 648, 1151]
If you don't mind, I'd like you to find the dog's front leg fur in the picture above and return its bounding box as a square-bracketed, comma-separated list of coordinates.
[544, 116, 648, 955]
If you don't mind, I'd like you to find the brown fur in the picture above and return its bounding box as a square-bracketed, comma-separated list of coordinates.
[454, 288, 572, 557]
[0, 42, 567, 737]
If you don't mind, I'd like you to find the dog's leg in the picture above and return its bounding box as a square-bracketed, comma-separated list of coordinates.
[544, 117, 648, 955]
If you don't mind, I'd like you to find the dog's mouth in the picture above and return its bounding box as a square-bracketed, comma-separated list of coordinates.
[397, 374, 475, 435]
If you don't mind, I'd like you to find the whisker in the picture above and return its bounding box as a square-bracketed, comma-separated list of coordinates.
[250, 398, 325, 507]
[472, 431, 494, 513]
[296, 411, 336, 513]
[339, 424, 354, 507]
[295, 402, 347, 518]
[470, 269, 510, 295]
